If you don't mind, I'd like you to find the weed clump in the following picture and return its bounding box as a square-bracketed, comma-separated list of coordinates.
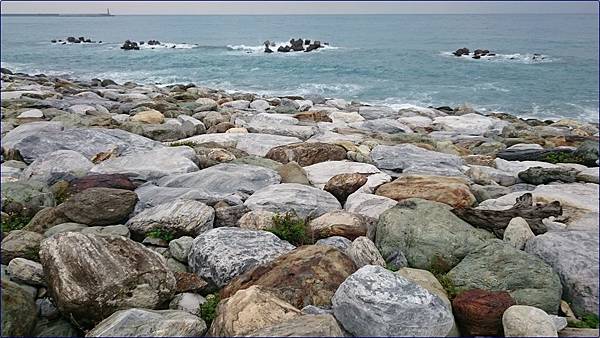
[267, 211, 312, 246]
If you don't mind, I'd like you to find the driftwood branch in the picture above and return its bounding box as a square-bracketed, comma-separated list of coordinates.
[452, 193, 562, 238]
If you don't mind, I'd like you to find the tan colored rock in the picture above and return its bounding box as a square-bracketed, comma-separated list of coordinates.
[324, 173, 367, 204]
[345, 236, 385, 268]
[278, 161, 310, 185]
[131, 109, 165, 124]
[309, 210, 370, 241]
[208, 286, 301, 336]
[225, 127, 248, 133]
[222, 245, 356, 308]
[503, 305, 558, 337]
[396, 267, 451, 309]
[249, 314, 344, 336]
[238, 210, 276, 230]
[376, 175, 476, 208]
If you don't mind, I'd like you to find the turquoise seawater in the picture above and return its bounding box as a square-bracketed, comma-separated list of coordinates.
[1, 14, 598, 121]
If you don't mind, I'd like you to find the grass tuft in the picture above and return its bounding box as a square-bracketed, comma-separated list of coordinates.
[568, 313, 599, 329]
[267, 211, 312, 246]
[145, 229, 175, 242]
[200, 293, 220, 327]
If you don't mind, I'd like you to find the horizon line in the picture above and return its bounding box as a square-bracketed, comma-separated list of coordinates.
[2, 12, 597, 15]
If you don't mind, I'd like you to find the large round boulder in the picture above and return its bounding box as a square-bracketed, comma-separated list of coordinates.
[265, 142, 346, 166]
[39, 232, 176, 328]
[332, 265, 454, 336]
[58, 187, 137, 226]
[20, 149, 94, 185]
[188, 227, 294, 288]
[222, 245, 356, 308]
[452, 289, 516, 336]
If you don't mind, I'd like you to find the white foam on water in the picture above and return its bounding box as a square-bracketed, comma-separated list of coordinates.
[440, 51, 555, 64]
[227, 41, 338, 54]
[139, 42, 199, 49]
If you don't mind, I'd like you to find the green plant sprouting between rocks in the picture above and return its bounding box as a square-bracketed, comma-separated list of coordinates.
[1, 214, 31, 233]
[267, 211, 312, 246]
[200, 293, 220, 327]
[145, 229, 175, 242]
[568, 313, 599, 329]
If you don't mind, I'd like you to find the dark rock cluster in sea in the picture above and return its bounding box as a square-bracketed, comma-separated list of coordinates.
[264, 38, 329, 53]
[453, 47, 496, 59]
[51, 37, 102, 44]
[0, 68, 598, 337]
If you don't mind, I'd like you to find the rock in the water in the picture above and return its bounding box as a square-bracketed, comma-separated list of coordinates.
[344, 192, 397, 219]
[1, 230, 43, 264]
[244, 183, 342, 219]
[502, 305, 558, 337]
[39, 232, 176, 328]
[209, 285, 301, 336]
[370, 144, 466, 177]
[248, 314, 345, 337]
[376, 175, 476, 208]
[332, 265, 454, 336]
[265, 142, 346, 166]
[345, 236, 385, 268]
[90, 147, 199, 182]
[324, 173, 367, 204]
[375, 199, 491, 271]
[87, 308, 207, 337]
[309, 210, 370, 240]
[503, 217, 535, 250]
[525, 230, 599, 316]
[518, 166, 578, 185]
[7, 257, 45, 286]
[158, 163, 280, 199]
[452, 289, 516, 336]
[20, 150, 93, 185]
[1, 279, 37, 337]
[59, 187, 137, 226]
[126, 199, 214, 239]
[188, 227, 294, 288]
[447, 239, 562, 314]
[222, 245, 356, 309]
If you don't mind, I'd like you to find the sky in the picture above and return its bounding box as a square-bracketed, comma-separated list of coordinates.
[1, 1, 598, 15]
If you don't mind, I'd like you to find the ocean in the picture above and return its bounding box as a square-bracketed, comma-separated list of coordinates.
[1, 14, 598, 121]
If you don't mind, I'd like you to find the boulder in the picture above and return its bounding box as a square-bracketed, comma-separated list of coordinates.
[87, 308, 207, 337]
[502, 305, 558, 337]
[40, 232, 176, 328]
[452, 289, 516, 336]
[345, 236, 385, 268]
[375, 199, 491, 271]
[324, 173, 368, 204]
[357, 105, 397, 119]
[525, 230, 599, 316]
[309, 210, 370, 240]
[573, 140, 599, 166]
[188, 227, 294, 288]
[344, 192, 397, 219]
[303, 161, 387, 189]
[158, 163, 280, 199]
[90, 146, 199, 182]
[238, 210, 276, 230]
[332, 265, 454, 336]
[59, 187, 137, 226]
[20, 150, 93, 185]
[209, 286, 301, 336]
[169, 292, 205, 315]
[222, 245, 356, 308]
[173, 271, 209, 294]
[68, 173, 136, 195]
[171, 133, 300, 157]
[1, 230, 43, 264]
[80, 225, 130, 238]
[131, 109, 165, 124]
[396, 267, 452, 309]
[1, 180, 55, 217]
[433, 113, 505, 135]
[248, 314, 344, 336]
[1, 280, 37, 337]
[221, 99, 250, 110]
[503, 217, 535, 249]
[7, 257, 45, 286]
[277, 161, 310, 185]
[467, 165, 518, 186]
[375, 175, 476, 208]
[265, 142, 346, 166]
[244, 183, 342, 219]
[169, 236, 194, 263]
[349, 118, 413, 134]
[315, 236, 352, 251]
[126, 199, 214, 239]
[447, 240, 562, 314]
[518, 166, 578, 185]
[370, 144, 466, 177]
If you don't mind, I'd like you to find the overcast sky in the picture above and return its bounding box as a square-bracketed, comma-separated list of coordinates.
[1, 1, 597, 15]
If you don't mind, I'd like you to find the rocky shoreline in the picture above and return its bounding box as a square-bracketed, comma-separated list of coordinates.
[1, 68, 598, 337]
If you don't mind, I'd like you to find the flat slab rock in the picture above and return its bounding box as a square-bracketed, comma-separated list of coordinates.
[188, 227, 295, 288]
[20, 149, 94, 184]
[158, 163, 280, 199]
[303, 161, 387, 189]
[169, 133, 301, 157]
[370, 144, 466, 177]
[332, 265, 454, 337]
[39, 232, 176, 328]
[244, 183, 342, 219]
[86, 308, 207, 337]
[248, 314, 345, 337]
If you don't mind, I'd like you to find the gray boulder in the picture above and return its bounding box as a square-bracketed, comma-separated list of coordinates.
[1, 279, 37, 337]
[59, 187, 138, 226]
[188, 227, 294, 288]
[344, 192, 397, 219]
[332, 265, 454, 336]
[357, 105, 398, 119]
[7, 257, 45, 286]
[525, 231, 599, 316]
[447, 239, 562, 314]
[370, 144, 466, 177]
[86, 308, 207, 337]
[244, 183, 342, 218]
[315, 236, 352, 251]
[126, 199, 214, 239]
[40, 232, 176, 328]
[249, 314, 344, 336]
[169, 236, 194, 263]
[21, 150, 93, 184]
[349, 118, 412, 134]
[375, 199, 491, 271]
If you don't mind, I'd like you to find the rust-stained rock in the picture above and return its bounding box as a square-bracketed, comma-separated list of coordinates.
[209, 285, 301, 336]
[324, 173, 367, 204]
[309, 210, 371, 241]
[39, 232, 176, 328]
[265, 142, 346, 167]
[452, 289, 517, 336]
[68, 174, 136, 195]
[293, 111, 332, 123]
[173, 271, 209, 294]
[376, 175, 476, 208]
[221, 245, 356, 308]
